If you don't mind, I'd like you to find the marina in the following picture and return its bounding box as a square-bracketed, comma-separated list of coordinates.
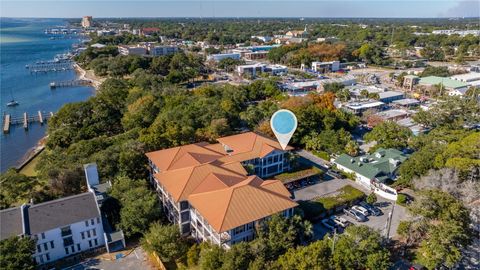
[26, 61, 74, 73]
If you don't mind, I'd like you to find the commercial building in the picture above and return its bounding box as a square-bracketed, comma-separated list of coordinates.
[450, 72, 480, 88]
[378, 91, 404, 103]
[333, 148, 409, 200]
[418, 76, 469, 96]
[81, 16, 93, 28]
[392, 98, 420, 108]
[145, 132, 297, 249]
[237, 63, 265, 77]
[141, 27, 160, 36]
[150, 45, 179, 56]
[0, 164, 125, 266]
[207, 53, 241, 62]
[244, 51, 268, 60]
[118, 45, 147, 56]
[311, 61, 340, 73]
[342, 100, 385, 115]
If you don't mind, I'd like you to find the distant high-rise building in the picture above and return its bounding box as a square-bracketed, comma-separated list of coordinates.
[81, 16, 93, 28]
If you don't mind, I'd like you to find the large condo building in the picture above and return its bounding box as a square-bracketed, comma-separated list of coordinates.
[146, 132, 297, 249]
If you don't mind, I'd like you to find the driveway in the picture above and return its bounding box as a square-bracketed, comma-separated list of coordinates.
[295, 149, 331, 170]
[63, 247, 153, 270]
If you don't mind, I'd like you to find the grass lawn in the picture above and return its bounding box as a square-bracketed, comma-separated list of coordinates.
[274, 166, 323, 183]
[312, 151, 330, 161]
[299, 185, 365, 220]
[19, 152, 43, 177]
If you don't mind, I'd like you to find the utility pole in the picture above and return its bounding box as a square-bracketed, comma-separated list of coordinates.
[332, 228, 337, 253]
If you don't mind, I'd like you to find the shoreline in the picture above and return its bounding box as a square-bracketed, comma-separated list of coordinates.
[15, 64, 101, 174]
[73, 63, 105, 90]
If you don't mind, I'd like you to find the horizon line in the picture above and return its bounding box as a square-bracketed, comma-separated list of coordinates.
[2, 16, 480, 19]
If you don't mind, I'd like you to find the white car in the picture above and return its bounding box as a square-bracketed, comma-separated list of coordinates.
[352, 205, 370, 216]
[330, 215, 350, 228]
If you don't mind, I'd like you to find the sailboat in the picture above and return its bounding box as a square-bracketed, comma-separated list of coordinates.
[6, 90, 19, 107]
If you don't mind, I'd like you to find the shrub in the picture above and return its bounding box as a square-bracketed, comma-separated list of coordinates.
[366, 193, 377, 204]
[397, 193, 407, 206]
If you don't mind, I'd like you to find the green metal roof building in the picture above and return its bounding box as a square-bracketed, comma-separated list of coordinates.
[334, 148, 409, 183]
[419, 76, 468, 90]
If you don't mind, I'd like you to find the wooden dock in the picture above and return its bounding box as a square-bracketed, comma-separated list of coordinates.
[2, 111, 54, 134]
[50, 79, 92, 89]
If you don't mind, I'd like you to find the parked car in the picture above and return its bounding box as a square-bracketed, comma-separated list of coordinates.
[352, 205, 370, 216]
[359, 202, 383, 216]
[321, 218, 337, 231]
[330, 215, 351, 228]
[343, 208, 367, 222]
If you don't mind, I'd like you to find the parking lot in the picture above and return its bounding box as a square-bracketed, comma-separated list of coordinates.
[292, 176, 409, 241]
[311, 195, 408, 241]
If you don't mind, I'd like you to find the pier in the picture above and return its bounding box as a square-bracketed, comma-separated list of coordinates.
[50, 79, 92, 89]
[2, 111, 54, 134]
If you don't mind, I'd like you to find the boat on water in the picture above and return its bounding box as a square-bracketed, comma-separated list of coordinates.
[7, 100, 19, 107]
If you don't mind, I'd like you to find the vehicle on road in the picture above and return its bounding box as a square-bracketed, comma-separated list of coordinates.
[330, 215, 351, 228]
[352, 205, 370, 216]
[321, 218, 337, 231]
[360, 201, 383, 216]
[344, 208, 367, 222]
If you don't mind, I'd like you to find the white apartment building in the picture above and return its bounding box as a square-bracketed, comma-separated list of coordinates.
[150, 46, 179, 56]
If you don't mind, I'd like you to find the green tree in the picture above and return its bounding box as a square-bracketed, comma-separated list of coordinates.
[109, 176, 161, 237]
[365, 121, 412, 150]
[0, 169, 40, 209]
[366, 193, 378, 204]
[141, 223, 188, 263]
[331, 225, 391, 270]
[199, 243, 225, 270]
[273, 240, 332, 270]
[0, 236, 36, 270]
[221, 242, 252, 270]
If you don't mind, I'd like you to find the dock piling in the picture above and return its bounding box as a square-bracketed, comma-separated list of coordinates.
[3, 114, 10, 134]
[23, 112, 28, 130]
[38, 111, 44, 125]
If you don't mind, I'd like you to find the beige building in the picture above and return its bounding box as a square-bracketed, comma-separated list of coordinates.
[81, 16, 93, 28]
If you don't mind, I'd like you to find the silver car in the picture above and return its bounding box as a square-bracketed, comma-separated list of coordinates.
[343, 208, 367, 222]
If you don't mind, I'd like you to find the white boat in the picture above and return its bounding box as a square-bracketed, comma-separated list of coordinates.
[7, 100, 19, 107]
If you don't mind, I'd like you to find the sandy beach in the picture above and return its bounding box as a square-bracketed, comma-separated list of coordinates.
[74, 63, 105, 89]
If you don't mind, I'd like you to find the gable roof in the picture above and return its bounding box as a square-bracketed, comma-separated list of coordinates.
[0, 206, 23, 240]
[27, 192, 100, 235]
[188, 176, 298, 233]
[334, 148, 409, 180]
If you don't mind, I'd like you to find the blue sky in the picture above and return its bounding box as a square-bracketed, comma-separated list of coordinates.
[1, 0, 479, 18]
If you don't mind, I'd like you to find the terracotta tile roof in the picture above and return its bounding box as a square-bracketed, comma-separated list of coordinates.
[188, 176, 298, 233]
[154, 163, 246, 202]
[146, 132, 297, 232]
[146, 143, 225, 171]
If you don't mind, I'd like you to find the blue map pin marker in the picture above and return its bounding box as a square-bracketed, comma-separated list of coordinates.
[270, 109, 297, 150]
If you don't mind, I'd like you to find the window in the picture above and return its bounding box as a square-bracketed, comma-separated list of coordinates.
[88, 240, 92, 248]
[92, 229, 96, 237]
[41, 232, 45, 239]
[181, 211, 190, 222]
[70, 246, 74, 253]
[65, 247, 69, 255]
[91, 219, 94, 225]
[43, 243, 48, 251]
[87, 230, 91, 238]
[46, 253, 50, 261]
[77, 244, 81, 251]
[273, 155, 279, 163]
[85, 220, 89, 227]
[39, 255, 44, 264]
[247, 222, 253, 230]
[60, 226, 72, 237]
[50, 241, 54, 249]
[97, 217, 100, 224]
[37, 245, 41, 253]
[181, 224, 190, 234]
[63, 236, 73, 247]
[180, 201, 189, 210]
[94, 239, 98, 246]
[81, 232, 85, 239]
